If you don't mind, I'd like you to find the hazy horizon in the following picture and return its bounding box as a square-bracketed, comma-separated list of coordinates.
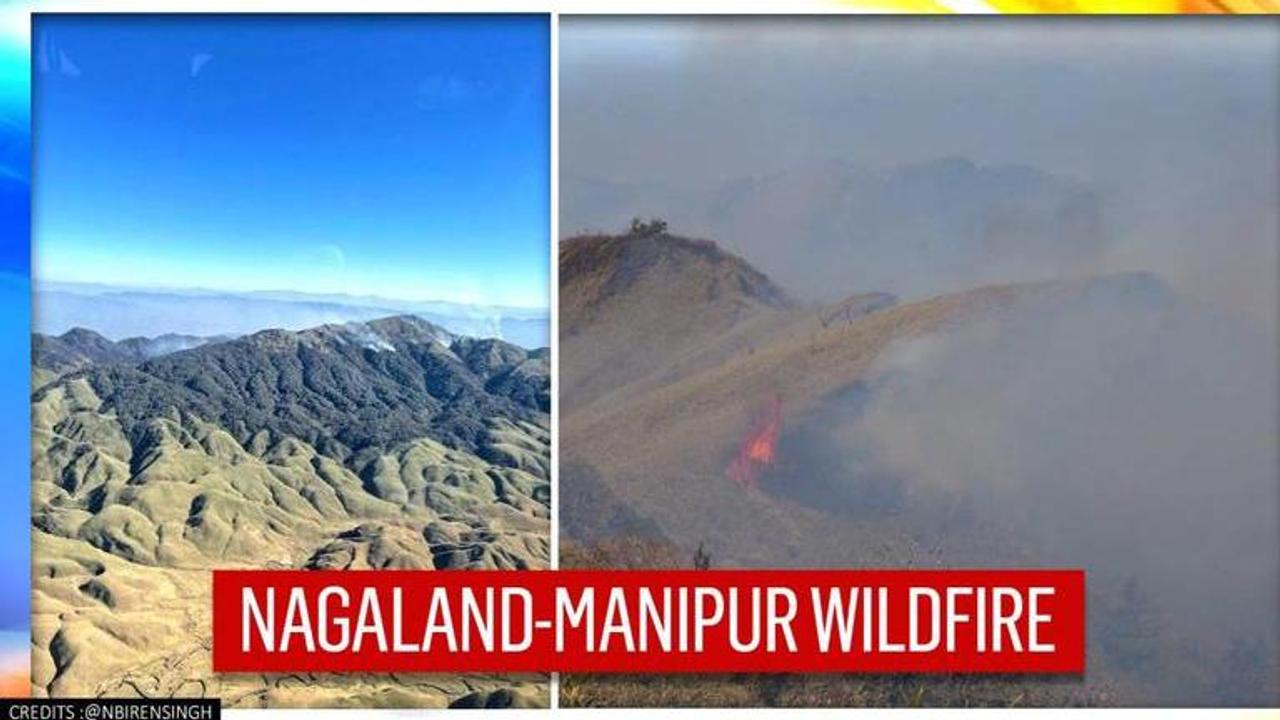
[37, 278, 551, 314]
[561, 17, 1279, 327]
[34, 280, 550, 347]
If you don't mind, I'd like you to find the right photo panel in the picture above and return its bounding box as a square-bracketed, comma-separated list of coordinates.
[557, 16, 1279, 708]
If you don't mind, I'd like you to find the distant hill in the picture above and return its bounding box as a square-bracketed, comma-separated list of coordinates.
[34, 328, 225, 374]
[562, 157, 1102, 303]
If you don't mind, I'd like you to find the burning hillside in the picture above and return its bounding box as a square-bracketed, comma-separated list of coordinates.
[727, 394, 783, 490]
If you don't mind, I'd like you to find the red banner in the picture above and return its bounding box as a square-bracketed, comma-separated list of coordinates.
[212, 569, 1085, 674]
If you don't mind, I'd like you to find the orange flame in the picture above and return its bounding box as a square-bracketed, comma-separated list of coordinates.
[727, 394, 783, 490]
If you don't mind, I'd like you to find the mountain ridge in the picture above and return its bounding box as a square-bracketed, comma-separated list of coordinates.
[37, 315, 549, 467]
[560, 230, 798, 412]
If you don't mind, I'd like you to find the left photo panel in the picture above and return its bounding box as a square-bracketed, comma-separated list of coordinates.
[30, 14, 551, 707]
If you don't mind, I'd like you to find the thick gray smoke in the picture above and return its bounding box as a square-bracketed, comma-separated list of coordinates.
[791, 276, 1279, 703]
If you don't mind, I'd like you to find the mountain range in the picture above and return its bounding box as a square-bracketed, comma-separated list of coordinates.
[35, 283, 550, 349]
[31, 316, 550, 707]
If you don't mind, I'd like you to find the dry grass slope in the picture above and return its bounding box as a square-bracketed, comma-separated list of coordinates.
[557, 231, 1177, 707]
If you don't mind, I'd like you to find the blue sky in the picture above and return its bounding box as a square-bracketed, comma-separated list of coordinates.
[35, 14, 549, 309]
